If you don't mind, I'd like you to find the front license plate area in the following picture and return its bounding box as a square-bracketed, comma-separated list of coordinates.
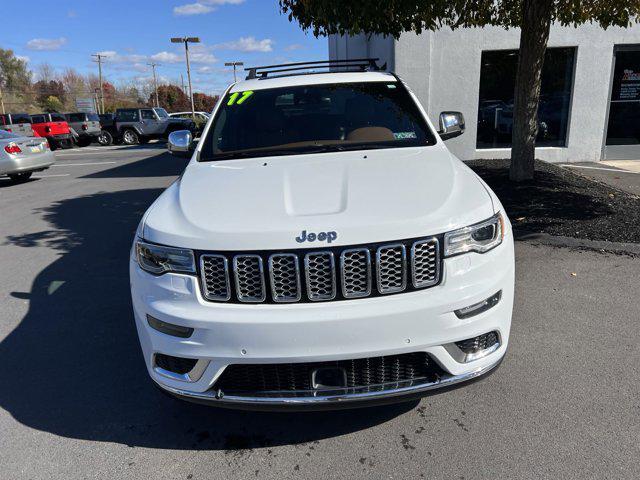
[312, 367, 348, 389]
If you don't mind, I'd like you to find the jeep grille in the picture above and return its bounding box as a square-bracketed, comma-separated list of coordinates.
[198, 237, 440, 304]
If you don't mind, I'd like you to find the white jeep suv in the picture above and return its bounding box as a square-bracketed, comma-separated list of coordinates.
[130, 60, 514, 409]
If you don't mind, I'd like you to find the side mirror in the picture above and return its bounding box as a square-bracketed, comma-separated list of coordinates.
[438, 111, 465, 141]
[168, 130, 194, 158]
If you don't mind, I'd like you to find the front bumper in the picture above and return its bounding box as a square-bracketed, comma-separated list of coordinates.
[130, 239, 514, 409]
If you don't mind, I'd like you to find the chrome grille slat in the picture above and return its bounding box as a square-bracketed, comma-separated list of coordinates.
[199, 237, 440, 304]
[268, 253, 301, 303]
[200, 254, 230, 301]
[233, 255, 266, 303]
[340, 248, 372, 299]
[304, 252, 336, 301]
[376, 244, 407, 294]
[411, 238, 440, 288]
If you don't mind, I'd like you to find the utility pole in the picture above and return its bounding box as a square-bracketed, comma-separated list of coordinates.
[0, 85, 5, 115]
[147, 62, 160, 108]
[171, 37, 200, 119]
[92, 54, 105, 114]
[93, 88, 100, 113]
[224, 61, 244, 82]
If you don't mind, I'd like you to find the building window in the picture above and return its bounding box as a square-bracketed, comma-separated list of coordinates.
[476, 47, 576, 149]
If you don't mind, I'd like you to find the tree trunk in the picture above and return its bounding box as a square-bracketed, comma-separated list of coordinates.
[509, 0, 553, 182]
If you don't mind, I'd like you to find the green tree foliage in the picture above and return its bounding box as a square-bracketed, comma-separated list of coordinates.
[280, 0, 640, 180]
[0, 48, 31, 92]
[42, 95, 64, 112]
[0, 48, 32, 111]
[34, 79, 66, 106]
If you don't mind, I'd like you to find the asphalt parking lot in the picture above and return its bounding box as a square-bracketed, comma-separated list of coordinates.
[1, 146, 639, 480]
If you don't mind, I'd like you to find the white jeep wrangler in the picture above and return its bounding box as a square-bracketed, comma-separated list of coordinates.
[130, 59, 514, 409]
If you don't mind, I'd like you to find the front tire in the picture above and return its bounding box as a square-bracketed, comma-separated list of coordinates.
[97, 130, 113, 146]
[122, 129, 139, 145]
[8, 172, 33, 183]
[76, 137, 92, 147]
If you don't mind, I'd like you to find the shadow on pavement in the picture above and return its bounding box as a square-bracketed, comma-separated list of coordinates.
[0, 183, 413, 450]
[0, 177, 40, 189]
[82, 150, 187, 179]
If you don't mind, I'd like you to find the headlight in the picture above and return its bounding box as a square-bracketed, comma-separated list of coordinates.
[444, 213, 504, 257]
[135, 240, 195, 275]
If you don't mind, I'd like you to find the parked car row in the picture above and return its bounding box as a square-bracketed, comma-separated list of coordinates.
[0, 107, 200, 150]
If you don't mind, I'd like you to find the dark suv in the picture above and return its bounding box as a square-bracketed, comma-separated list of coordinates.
[115, 107, 195, 145]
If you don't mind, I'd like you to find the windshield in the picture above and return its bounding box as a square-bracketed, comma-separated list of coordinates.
[154, 108, 169, 118]
[200, 81, 437, 161]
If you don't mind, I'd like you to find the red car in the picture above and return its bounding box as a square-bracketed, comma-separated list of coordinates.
[30, 113, 73, 150]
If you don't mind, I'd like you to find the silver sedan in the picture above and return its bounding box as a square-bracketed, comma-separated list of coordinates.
[0, 130, 55, 183]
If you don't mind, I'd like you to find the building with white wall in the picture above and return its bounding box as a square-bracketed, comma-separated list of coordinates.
[330, 25, 640, 162]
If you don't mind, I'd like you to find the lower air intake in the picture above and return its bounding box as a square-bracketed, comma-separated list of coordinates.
[213, 352, 445, 396]
[155, 354, 198, 375]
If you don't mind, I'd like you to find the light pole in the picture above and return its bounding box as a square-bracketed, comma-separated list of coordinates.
[171, 36, 200, 119]
[224, 61, 244, 82]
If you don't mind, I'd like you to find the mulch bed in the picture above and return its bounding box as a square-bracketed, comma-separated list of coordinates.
[466, 159, 640, 244]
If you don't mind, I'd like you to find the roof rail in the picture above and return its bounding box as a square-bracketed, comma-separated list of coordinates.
[244, 58, 386, 80]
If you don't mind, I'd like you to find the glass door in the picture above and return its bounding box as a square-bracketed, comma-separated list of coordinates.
[604, 46, 640, 159]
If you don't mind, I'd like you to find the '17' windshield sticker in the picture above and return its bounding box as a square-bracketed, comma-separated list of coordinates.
[394, 132, 417, 140]
[227, 91, 254, 106]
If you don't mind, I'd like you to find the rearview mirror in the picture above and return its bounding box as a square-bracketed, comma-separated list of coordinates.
[167, 130, 194, 158]
[438, 112, 465, 141]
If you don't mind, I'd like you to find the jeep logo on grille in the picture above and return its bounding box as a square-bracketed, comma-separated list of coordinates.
[295, 230, 338, 244]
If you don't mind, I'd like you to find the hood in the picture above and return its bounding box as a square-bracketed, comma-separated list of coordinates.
[143, 145, 495, 250]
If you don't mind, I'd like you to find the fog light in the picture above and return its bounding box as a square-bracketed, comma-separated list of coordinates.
[455, 291, 502, 319]
[147, 314, 194, 338]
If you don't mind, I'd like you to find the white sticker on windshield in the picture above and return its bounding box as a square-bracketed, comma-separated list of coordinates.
[394, 132, 417, 140]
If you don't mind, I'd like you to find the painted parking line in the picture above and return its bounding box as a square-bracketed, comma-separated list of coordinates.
[562, 164, 640, 174]
[52, 162, 117, 167]
[54, 148, 159, 156]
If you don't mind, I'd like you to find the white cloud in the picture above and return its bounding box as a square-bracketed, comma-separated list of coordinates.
[16, 55, 30, 63]
[189, 44, 217, 64]
[173, 3, 215, 15]
[26, 37, 67, 51]
[67, 9, 77, 18]
[214, 36, 273, 53]
[150, 51, 183, 64]
[173, 0, 244, 16]
[98, 51, 147, 63]
[285, 44, 304, 52]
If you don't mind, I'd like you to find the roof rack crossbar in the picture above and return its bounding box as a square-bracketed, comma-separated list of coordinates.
[245, 58, 382, 80]
[253, 62, 374, 78]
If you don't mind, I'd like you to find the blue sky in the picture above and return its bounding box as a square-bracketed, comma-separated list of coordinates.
[1, 0, 328, 94]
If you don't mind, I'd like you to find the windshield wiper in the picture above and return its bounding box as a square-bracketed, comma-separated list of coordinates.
[205, 143, 400, 162]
